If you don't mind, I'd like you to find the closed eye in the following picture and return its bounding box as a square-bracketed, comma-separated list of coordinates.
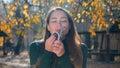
[61, 20, 68, 23]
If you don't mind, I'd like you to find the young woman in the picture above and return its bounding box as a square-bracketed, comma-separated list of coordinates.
[29, 7, 84, 68]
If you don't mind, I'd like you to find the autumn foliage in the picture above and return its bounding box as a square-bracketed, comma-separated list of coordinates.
[0, 0, 120, 39]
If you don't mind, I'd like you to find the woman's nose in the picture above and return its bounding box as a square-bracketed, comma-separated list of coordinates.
[56, 22, 62, 31]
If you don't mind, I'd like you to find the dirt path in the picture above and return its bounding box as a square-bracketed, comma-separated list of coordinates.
[0, 51, 120, 68]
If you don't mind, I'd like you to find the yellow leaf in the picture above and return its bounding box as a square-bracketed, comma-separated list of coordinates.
[58, 0, 64, 3]
[22, 10, 29, 18]
[24, 23, 31, 27]
[12, 6, 17, 11]
[18, 18, 24, 23]
[99, 24, 102, 30]
[6, 28, 11, 33]
[97, 18, 100, 24]
[91, 45, 94, 49]
[8, 11, 14, 16]
[91, 31, 96, 36]
[92, 13, 97, 22]
[113, 0, 119, 5]
[5, 4, 11, 9]
[77, 13, 81, 19]
[0, 37, 3, 46]
[86, 11, 90, 15]
[0, 26, 4, 31]
[112, 20, 115, 24]
[82, 11, 85, 14]
[89, 29, 96, 36]
[1, 20, 6, 25]
[118, 24, 120, 29]
[67, 0, 74, 4]
[32, 0, 37, 4]
[8, 23, 13, 28]
[91, 25, 95, 30]
[81, 19, 85, 23]
[23, 4, 28, 9]
[110, 12, 113, 15]
[1, 25, 7, 31]
[109, 18, 113, 22]
[12, 18, 17, 24]
[21, 32, 26, 38]
[91, 2, 94, 6]
[14, 2, 18, 5]
[33, 15, 40, 24]
[88, 29, 92, 33]
[76, 19, 80, 23]
[23, 33, 26, 38]
[105, 23, 109, 29]
[74, 17, 77, 21]
[68, 11, 73, 16]
[37, 3, 40, 6]
[89, 7, 92, 11]
[82, 2, 88, 7]
[95, 5, 99, 11]
[15, 21, 18, 25]
[16, 30, 21, 35]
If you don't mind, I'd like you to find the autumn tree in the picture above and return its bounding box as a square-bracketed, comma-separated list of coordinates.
[0, 0, 41, 55]
[0, 0, 120, 55]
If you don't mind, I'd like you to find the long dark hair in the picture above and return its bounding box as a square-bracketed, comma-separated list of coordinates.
[43, 7, 83, 68]
[44, 7, 82, 68]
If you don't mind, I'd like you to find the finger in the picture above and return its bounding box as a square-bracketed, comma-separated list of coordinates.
[48, 35, 56, 44]
[52, 46, 64, 57]
[49, 35, 56, 41]
[53, 43, 64, 52]
[51, 34, 59, 40]
[54, 40, 62, 46]
[52, 47, 59, 54]
[53, 44, 63, 52]
[53, 46, 58, 51]
[52, 44, 59, 51]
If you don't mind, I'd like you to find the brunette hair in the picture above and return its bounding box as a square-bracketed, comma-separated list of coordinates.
[43, 7, 83, 68]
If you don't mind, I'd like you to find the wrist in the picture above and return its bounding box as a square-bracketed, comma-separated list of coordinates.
[57, 51, 65, 57]
[44, 50, 53, 57]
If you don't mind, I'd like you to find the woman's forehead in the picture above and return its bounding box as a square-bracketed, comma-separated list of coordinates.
[50, 10, 67, 18]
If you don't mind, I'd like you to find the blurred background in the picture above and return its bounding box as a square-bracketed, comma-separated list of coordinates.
[0, 0, 120, 68]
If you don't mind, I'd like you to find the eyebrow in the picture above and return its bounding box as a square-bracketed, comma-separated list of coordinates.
[51, 17, 67, 19]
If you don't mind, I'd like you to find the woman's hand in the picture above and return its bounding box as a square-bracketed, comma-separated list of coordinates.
[52, 40, 65, 57]
[45, 35, 56, 52]
[45, 35, 65, 57]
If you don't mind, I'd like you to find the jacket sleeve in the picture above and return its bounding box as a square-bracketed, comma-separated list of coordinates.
[39, 50, 53, 68]
[29, 42, 42, 66]
[56, 53, 74, 68]
[29, 41, 53, 68]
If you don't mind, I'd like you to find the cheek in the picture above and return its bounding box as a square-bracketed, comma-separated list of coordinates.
[63, 24, 69, 35]
[65, 26, 69, 34]
[48, 25, 55, 32]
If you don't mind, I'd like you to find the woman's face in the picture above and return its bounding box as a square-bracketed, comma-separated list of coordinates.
[47, 10, 69, 38]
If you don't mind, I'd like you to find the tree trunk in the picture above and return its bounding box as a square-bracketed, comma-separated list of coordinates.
[15, 32, 24, 55]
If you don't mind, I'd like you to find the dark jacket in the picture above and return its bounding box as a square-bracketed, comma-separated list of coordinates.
[29, 40, 74, 68]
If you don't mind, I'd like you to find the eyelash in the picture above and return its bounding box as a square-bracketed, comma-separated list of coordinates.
[51, 20, 67, 23]
[61, 20, 67, 22]
[51, 21, 57, 23]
